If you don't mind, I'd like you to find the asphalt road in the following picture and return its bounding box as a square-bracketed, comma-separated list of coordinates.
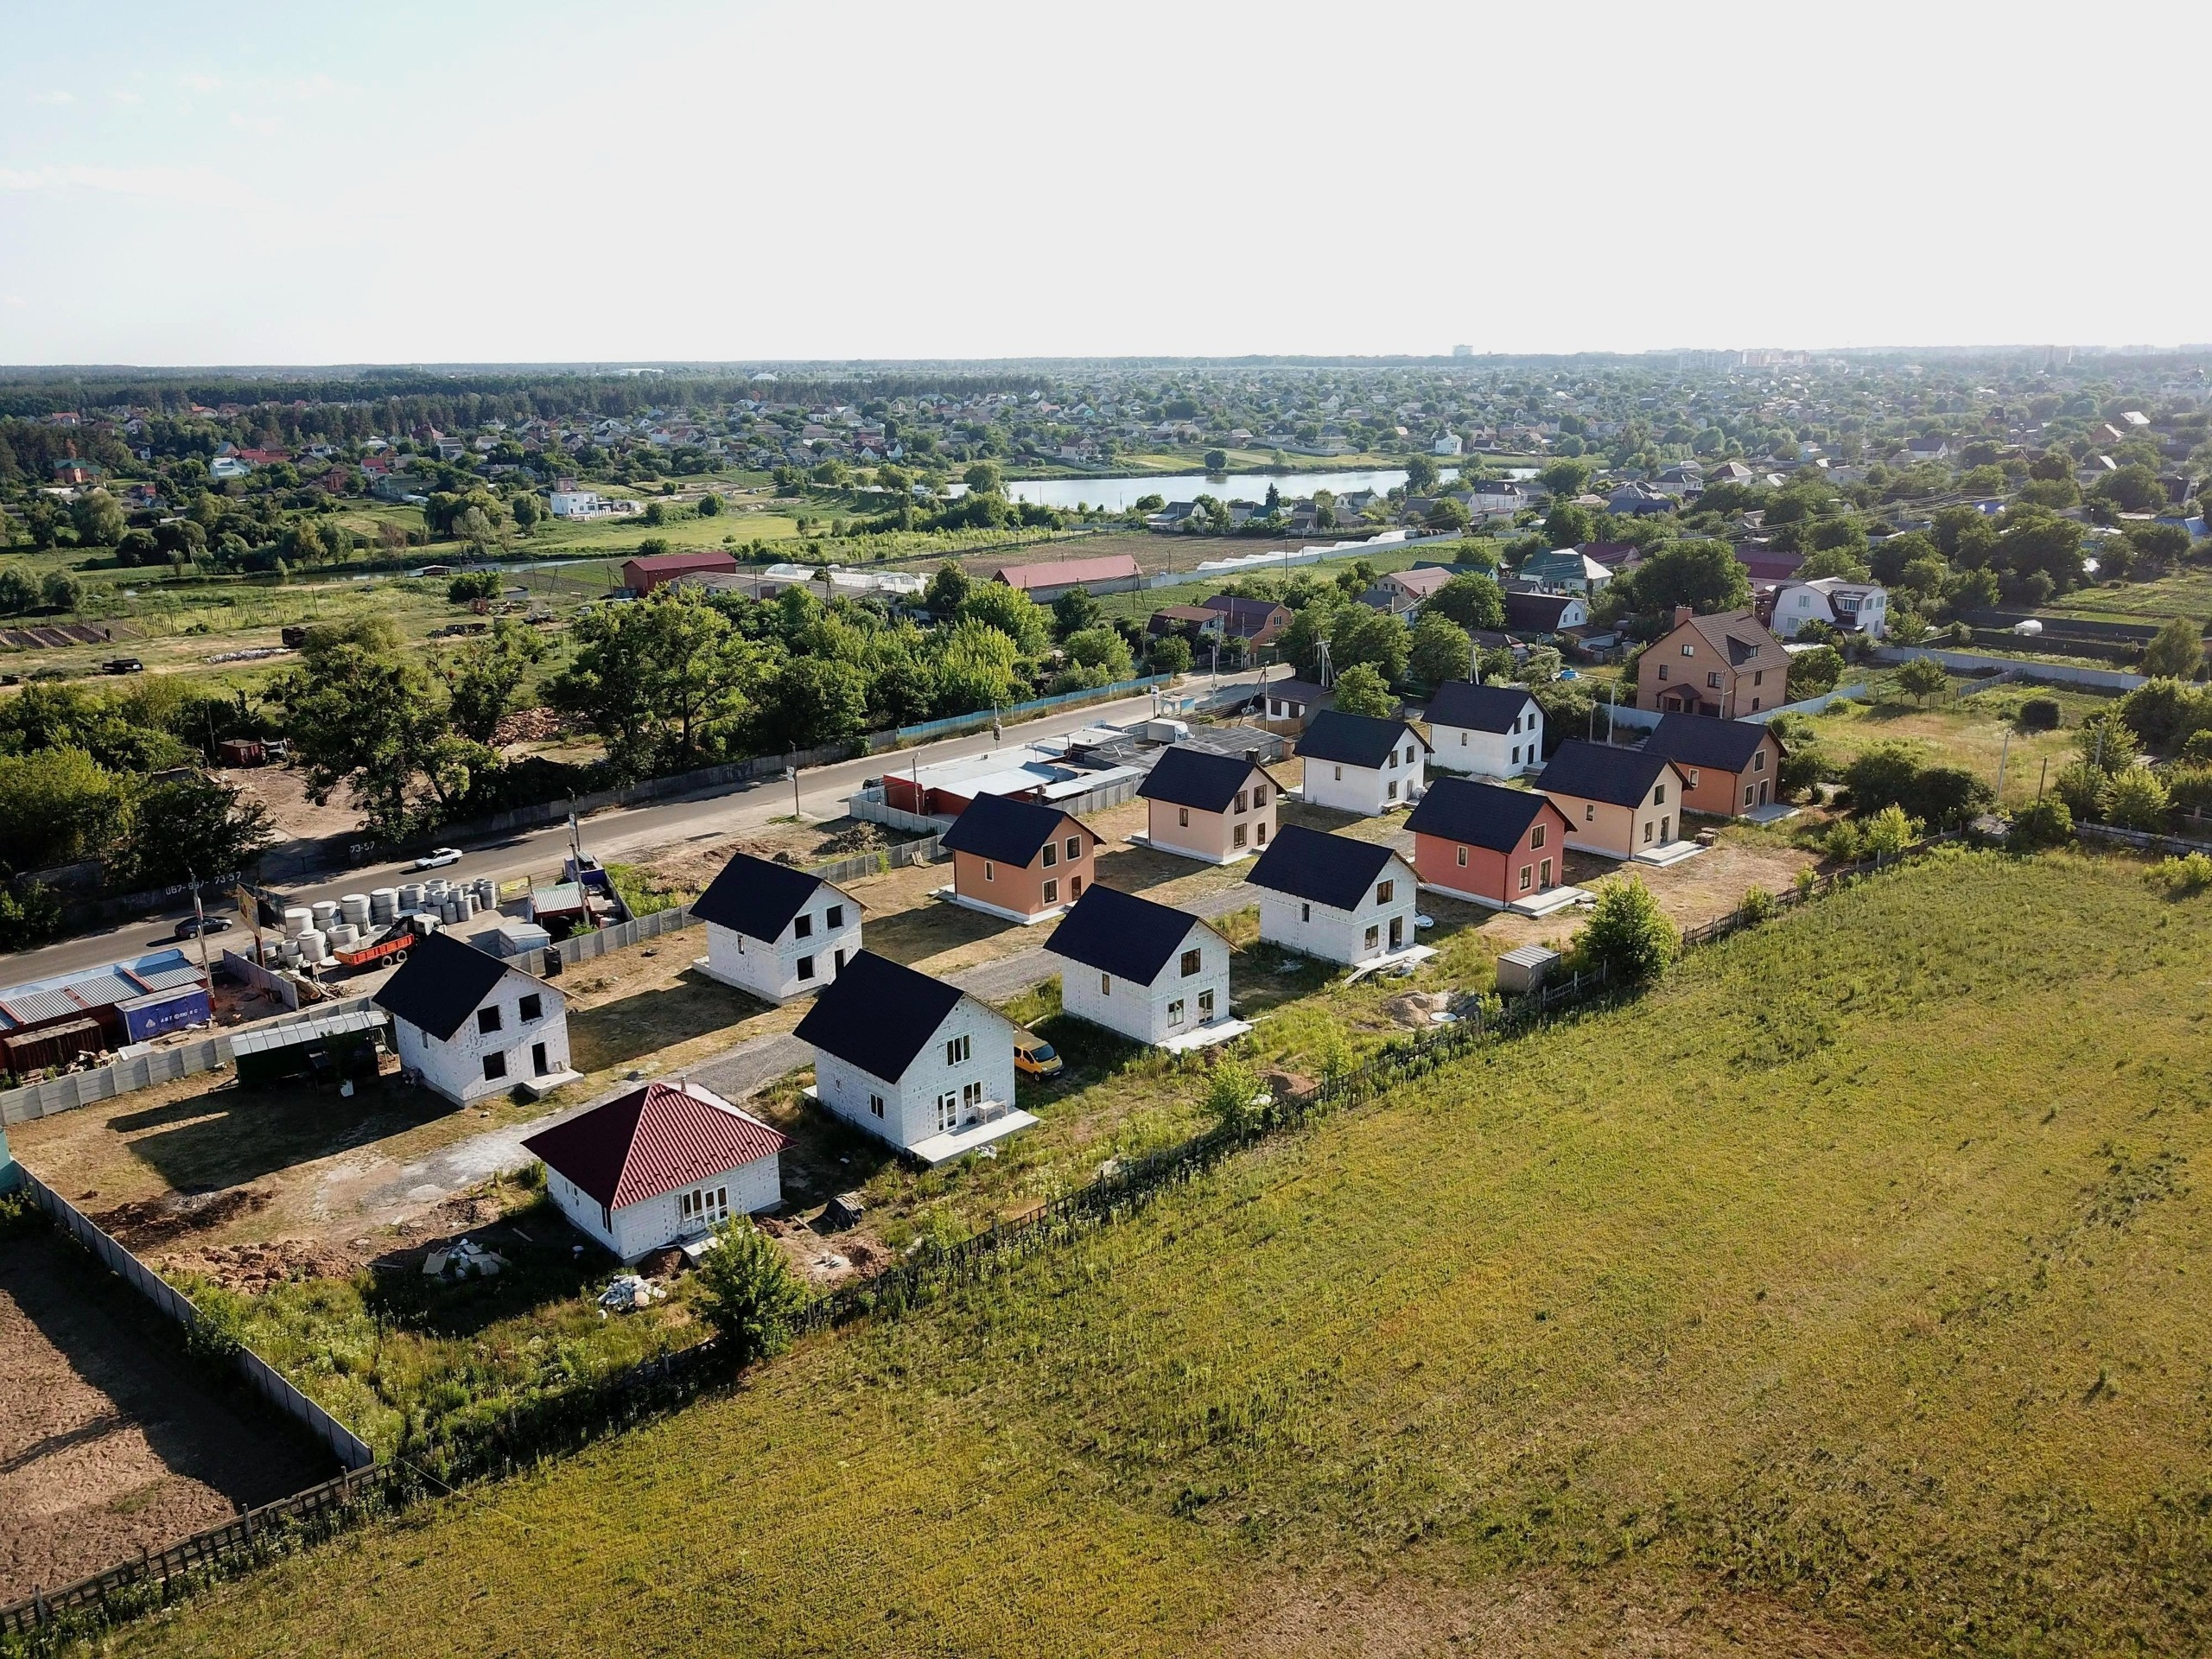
[8, 666, 1285, 986]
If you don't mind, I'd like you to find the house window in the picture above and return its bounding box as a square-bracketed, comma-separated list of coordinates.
[1333, 765, 1344, 781]
[1584, 803, 1595, 822]
[1100, 973, 1112, 995]
[1042, 841, 1058, 868]
[1180, 947, 1202, 977]
[1745, 785, 1757, 806]
[1530, 823, 1547, 849]
[1753, 670, 1764, 686]
[478, 1005, 503, 1035]
[1457, 845, 1469, 867]
[1511, 745, 1521, 764]
[518, 994, 542, 1022]
[1388, 779, 1399, 799]
[1234, 790, 1248, 814]
[1065, 836, 1082, 861]
[1253, 783, 1268, 806]
[1707, 672, 1722, 690]
[1751, 698, 1761, 712]
[946, 1033, 970, 1066]
[983, 861, 995, 882]
[794, 912, 813, 939]
[1654, 784, 1666, 804]
[1255, 822, 1268, 844]
[869, 1092, 885, 1118]
[1363, 925, 1380, 950]
[1753, 751, 1766, 772]
[1179, 806, 1191, 827]
[1460, 732, 1468, 746]
[1681, 644, 1694, 656]
[482, 1052, 507, 1081]
[1233, 823, 1248, 848]
[1167, 998, 1185, 1026]
[827, 904, 844, 928]
[1300, 902, 1312, 922]
[1644, 819, 1656, 843]
[1657, 664, 1669, 682]
[1376, 880, 1395, 904]
[797, 955, 815, 980]
[679, 1186, 728, 1228]
[1686, 769, 1700, 788]
[1043, 877, 1059, 905]
[1070, 874, 1083, 898]
[1520, 865, 1533, 892]
[1198, 989, 1215, 1020]
[963, 1080, 984, 1110]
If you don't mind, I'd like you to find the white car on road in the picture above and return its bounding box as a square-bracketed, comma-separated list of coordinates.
[413, 847, 464, 870]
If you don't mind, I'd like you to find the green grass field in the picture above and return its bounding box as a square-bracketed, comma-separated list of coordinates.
[108, 849, 2212, 1657]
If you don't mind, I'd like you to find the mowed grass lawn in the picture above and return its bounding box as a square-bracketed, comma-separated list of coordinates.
[117, 850, 2212, 1657]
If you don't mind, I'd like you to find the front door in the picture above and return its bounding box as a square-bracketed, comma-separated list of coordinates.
[531, 1041, 549, 1076]
[1539, 858, 1553, 890]
[1660, 816, 1672, 843]
[1758, 780, 1770, 805]
[1389, 915, 1403, 950]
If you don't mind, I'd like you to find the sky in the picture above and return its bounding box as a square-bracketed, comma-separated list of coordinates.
[1, 0, 2206, 366]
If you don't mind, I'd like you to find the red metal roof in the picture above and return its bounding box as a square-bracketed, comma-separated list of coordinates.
[522, 1081, 788, 1211]
[992, 552, 1141, 591]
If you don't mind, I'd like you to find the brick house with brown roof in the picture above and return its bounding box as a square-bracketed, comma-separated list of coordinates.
[1635, 607, 1790, 718]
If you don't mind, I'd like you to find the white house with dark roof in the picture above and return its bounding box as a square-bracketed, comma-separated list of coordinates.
[792, 950, 1034, 1164]
[1770, 577, 1889, 640]
[1424, 681, 1544, 779]
[1296, 709, 1430, 817]
[1246, 824, 1422, 968]
[690, 849, 861, 1001]
[373, 929, 575, 1105]
[1046, 883, 1243, 1049]
[522, 1079, 788, 1262]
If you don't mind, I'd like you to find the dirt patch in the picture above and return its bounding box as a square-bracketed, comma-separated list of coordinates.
[156, 1237, 363, 1294]
[91, 1186, 274, 1251]
[0, 1228, 333, 1603]
[220, 761, 361, 843]
[1217, 1566, 1878, 1658]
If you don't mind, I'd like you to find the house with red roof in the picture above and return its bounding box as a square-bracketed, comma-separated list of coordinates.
[989, 551, 1142, 602]
[522, 1079, 789, 1261]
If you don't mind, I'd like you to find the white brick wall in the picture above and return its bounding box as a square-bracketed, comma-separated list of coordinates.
[1257, 857, 1419, 965]
[811, 998, 1017, 1150]
[396, 969, 569, 1105]
[701, 887, 861, 1002]
[1059, 921, 1230, 1046]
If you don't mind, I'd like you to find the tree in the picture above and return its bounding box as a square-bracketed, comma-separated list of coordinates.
[445, 618, 547, 745]
[511, 492, 544, 531]
[1543, 500, 1592, 548]
[690, 1218, 807, 1365]
[1404, 453, 1442, 495]
[0, 747, 128, 875]
[70, 490, 125, 547]
[448, 570, 501, 603]
[2007, 796, 2073, 849]
[1573, 877, 1675, 987]
[550, 589, 751, 775]
[959, 584, 1052, 657]
[1841, 742, 1924, 812]
[1278, 598, 1338, 678]
[1205, 1056, 1269, 1135]
[1894, 657, 1949, 706]
[118, 773, 274, 888]
[1203, 448, 1229, 473]
[1329, 606, 1410, 681]
[963, 460, 1004, 495]
[1426, 572, 1505, 632]
[40, 570, 81, 612]
[2142, 617, 2203, 681]
[642, 499, 669, 527]
[924, 562, 970, 614]
[1618, 540, 1749, 617]
[1063, 626, 1134, 682]
[2096, 465, 2166, 514]
[1426, 497, 1472, 532]
[1796, 546, 1871, 582]
[753, 655, 869, 751]
[0, 564, 38, 615]
[1147, 633, 1192, 677]
[1051, 586, 1102, 640]
[1408, 611, 1473, 689]
[931, 617, 1026, 712]
[1860, 804, 1920, 859]
[2106, 767, 2171, 832]
[1786, 645, 1844, 701]
[694, 490, 722, 518]
[1330, 662, 1395, 718]
[1538, 458, 1593, 499]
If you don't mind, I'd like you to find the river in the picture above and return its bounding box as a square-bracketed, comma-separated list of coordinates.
[1003, 467, 1459, 513]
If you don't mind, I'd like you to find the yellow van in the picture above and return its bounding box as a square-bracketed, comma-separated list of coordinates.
[1012, 1029, 1064, 1079]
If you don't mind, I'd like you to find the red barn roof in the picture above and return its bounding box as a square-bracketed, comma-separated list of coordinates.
[991, 552, 1141, 592]
[521, 1081, 788, 1211]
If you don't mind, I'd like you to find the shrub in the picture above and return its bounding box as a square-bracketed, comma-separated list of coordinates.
[184, 1292, 248, 1364]
[2164, 764, 2212, 818]
[1823, 819, 1865, 861]
[1573, 877, 1675, 988]
[692, 1219, 808, 1365]
[2007, 797, 2074, 849]
[2148, 852, 2212, 895]
[2116, 679, 2212, 753]
[2018, 696, 2062, 731]
[2077, 714, 2143, 775]
[1778, 743, 1825, 799]
[1792, 866, 1819, 897]
[447, 570, 500, 603]
[1906, 765, 1996, 829]
[1739, 887, 1777, 923]
[2105, 767, 2171, 832]
[1860, 804, 1922, 860]
[1206, 1057, 1269, 1135]
[2051, 761, 2108, 823]
[1841, 742, 1924, 811]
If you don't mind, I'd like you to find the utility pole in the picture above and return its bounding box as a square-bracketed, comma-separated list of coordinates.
[2037, 756, 2049, 802]
[1994, 728, 2011, 805]
[187, 868, 212, 983]
[786, 763, 801, 820]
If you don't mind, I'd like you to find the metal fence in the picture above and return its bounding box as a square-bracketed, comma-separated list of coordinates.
[0, 996, 378, 1127]
[16, 1168, 373, 1471]
[555, 902, 698, 964]
[880, 675, 1171, 747]
[805, 836, 945, 887]
[847, 786, 957, 835]
[2073, 822, 2212, 858]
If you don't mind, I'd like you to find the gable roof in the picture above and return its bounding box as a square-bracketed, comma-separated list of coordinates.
[1264, 677, 1328, 708]
[1297, 708, 1425, 769]
[522, 1081, 788, 1211]
[373, 929, 523, 1041]
[690, 849, 839, 942]
[1406, 775, 1567, 851]
[1642, 713, 1783, 773]
[1046, 884, 1217, 983]
[793, 950, 970, 1084]
[1503, 590, 1579, 631]
[1425, 680, 1539, 734]
[1535, 739, 1680, 808]
[1382, 566, 1455, 598]
[1138, 744, 1270, 813]
[1246, 823, 1406, 911]
[939, 791, 1085, 867]
[1665, 608, 1789, 672]
[992, 552, 1141, 592]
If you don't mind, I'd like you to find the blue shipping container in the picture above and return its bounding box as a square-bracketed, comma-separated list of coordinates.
[118, 986, 211, 1043]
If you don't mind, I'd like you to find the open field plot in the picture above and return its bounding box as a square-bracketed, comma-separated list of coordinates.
[0, 1222, 332, 1603]
[105, 849, 2212, 1659]
[2045, 569, 2212, 624]
[1797, 679, 2121, 809]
